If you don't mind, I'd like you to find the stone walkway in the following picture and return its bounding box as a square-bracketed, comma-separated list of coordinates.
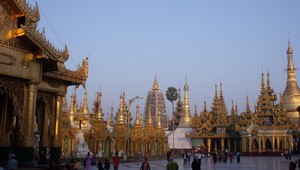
[110, 155, 299, 170]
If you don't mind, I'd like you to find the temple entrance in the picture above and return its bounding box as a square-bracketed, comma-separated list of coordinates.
[0, 86, 17, 162]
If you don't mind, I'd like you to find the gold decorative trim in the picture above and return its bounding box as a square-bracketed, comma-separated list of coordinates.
[0, 52, 16, 65]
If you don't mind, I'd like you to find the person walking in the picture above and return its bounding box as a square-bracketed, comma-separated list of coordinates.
[103, 158, 110, 170]
[167, 150, 171, 161]
[140, 157, 151, 170]
[236, 151, 241, 163]
[212, 150, 217, 163]
[97, 159, 104, 170]
[187, 151, 191, 165]
[85, 152, 92, 170]
[166, 158, 179, 170]
[7, 154, 18, 170]
[229, 152, 233, 163]
[113, 152, 120, 170]
[183, 151, 188, 166]
[191, 157, 200, 170]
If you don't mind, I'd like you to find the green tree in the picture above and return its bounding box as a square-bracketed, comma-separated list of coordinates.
[166, 87, 178, 129]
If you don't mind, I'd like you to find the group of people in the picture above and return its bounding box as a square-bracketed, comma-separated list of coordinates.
[212, 149, 240, 163]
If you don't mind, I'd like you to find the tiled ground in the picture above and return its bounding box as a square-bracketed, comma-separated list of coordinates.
[114, 155, 299, 170]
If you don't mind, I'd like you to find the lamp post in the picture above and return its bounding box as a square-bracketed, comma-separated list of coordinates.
[126, 96, 143, 158]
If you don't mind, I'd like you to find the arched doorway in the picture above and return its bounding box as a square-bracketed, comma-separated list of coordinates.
[265, 138, 272, 151]
[252, 139, 259, 151]
[0, 86, 18, 162]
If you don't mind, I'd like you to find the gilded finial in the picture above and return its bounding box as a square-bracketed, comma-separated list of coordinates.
[287, 38, 293, 54]
[261, 71, 265, 90]
[83, 88, 89, 115]
[152, 75, 159, 91]
[231, 99, 235, 115]
[246, 95, 250, 112]
[134, 104, 140, 125]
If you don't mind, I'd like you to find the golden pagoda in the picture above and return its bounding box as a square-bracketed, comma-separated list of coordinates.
[111, 93, 127, 155]
[131, 104, 144, 154]
[85, 91, 109, 157]
[179, 78, 192, 127]
[282, 40, 300, 122]
[61, 96, 76, 158]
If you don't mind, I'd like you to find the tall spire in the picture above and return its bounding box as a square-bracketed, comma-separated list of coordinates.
[219, 82, 228, 115]
[179, 78, 192, 127]
[69, 91, 75, 123]
[152, 75, 159, 91]
[134, 104, 141, 126]
[147, 105, 153, 124]
[83, 88, 89, 116]
[282, 39, 300, 121]
[246, 95, 251, 113]
[94, 91, 103, 120]
[261, 72, 265, 91]
[116, 94, 125, 124]
[203, 100, 207, 112]
[231, 99, 235, 115]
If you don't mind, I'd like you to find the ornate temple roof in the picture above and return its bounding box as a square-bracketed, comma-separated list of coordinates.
[0, 0, 88, 86]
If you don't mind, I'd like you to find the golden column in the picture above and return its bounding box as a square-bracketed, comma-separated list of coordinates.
[249, 136, 252, 153]
[258, 136, 262, 153]
[16, 81, 38, 163]
[207, 138, 211, 153]
[262, 136, 265, 152]
[221, 138, 224, 151]
[24, 82, 38, 147]
[272, 136, 275, 152]
[51, 93, 63, 160]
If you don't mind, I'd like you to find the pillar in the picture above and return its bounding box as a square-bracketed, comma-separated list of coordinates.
[262, 136, 265, 152]
[242, 136, 246, 152]
[284, 136, 287, 150]
[272, 136, 275, 152]
[207, 138, 211, 153]
[15, 81, 38, 163]
[51, 93, 63, 161]
[221, 138, 224, 151]
[234, 138, 237, 152]
[258, 136, 262, 153]
[249, 136, 252, 153]
[228, 139, 231, 151]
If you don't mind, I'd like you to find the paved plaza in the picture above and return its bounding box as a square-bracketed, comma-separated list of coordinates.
[115, 155, 299, 170]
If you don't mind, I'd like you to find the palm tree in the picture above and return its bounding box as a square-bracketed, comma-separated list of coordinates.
[165, 86, 178, 157]
[166, 87, 178, 127]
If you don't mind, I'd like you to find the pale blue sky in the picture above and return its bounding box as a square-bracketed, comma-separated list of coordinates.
[29, 0, 300, 118]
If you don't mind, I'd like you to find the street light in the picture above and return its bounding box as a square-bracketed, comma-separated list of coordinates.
[126, 96, 143, 158]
